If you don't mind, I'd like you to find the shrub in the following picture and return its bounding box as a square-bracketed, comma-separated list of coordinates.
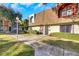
[26, 30, 41, 34]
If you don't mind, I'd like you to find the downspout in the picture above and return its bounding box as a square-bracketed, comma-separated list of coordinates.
[42, 10, 45, 35]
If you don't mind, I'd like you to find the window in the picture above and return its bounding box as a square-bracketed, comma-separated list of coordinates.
[61, 10, 67, 16]
[60, 25, 71, 32]
[60, 9, 73, 17]
[67, 9, 73, 16]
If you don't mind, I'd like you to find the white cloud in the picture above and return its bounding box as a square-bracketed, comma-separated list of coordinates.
[17, 7, 24, 12]
[10, 3, 33, 10]
[19, 3, 33, 7]
[34, 3, 43, 9]
[10, 3, 24, 12]
[19, 3, 33, 6]
[11, 3, 18, 9]
[38, 3, 43, 7]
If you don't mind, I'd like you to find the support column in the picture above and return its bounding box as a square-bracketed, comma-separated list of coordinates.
[43, 26, 45, 35]
[71, 24, 74, 34]
[72, 24, 74, 34]
[42, 25, 48, 35]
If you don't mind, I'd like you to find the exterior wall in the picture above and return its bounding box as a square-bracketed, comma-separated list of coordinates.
[32, 26, 40, 31]
[0, 18, 11, 33]
[48, 25, 60, 34]
[30, 24, 79, 35]
[3, 19, 11, 33]
[48, 24, 79, 34]
[71, 24, 79, 34]
[29, 14, 35, 26]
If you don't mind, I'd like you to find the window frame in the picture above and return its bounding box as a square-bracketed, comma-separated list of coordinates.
[66, 9, 73, 16]
[60, 8, 73, 17]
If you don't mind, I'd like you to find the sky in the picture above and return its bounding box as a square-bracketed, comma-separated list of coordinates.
[0, 3, 57, 19]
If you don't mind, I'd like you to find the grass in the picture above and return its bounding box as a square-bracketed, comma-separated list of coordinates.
[0, 34, 34, 56]
[20, 33, 38, 38]
[50, 32, 79, 41]
[42, 39, 79, 53]
[42, 32, 79, 53]
[0, 35, 16, 41]
[21, 34, 36, 37]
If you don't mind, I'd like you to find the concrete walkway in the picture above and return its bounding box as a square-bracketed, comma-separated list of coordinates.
[8, 34, 79, 56]
[9, 34, 45, 45]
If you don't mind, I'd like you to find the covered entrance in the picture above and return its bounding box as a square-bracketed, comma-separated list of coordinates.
[40, 25, 48, 35]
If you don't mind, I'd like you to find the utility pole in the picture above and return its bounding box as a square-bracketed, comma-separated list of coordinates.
[16, 16, 19, 40]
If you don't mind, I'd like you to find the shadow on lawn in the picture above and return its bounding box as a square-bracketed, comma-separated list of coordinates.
[0, 39, 9, 42]
[0, 39, 34, 56]
[42, 40, 79, 53]
[0, 40, 17, 55]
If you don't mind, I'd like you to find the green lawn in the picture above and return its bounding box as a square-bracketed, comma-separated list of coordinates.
[42, 32, 79, 53]
[0, 34, 34, 56]
[50, 32, 79, 41]
[21, 34, 36, 37]
[42, 39, 79, 53]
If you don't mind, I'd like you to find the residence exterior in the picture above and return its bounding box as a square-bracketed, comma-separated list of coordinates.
[0, 16, 11, 33]
[29, 3, 79, 35]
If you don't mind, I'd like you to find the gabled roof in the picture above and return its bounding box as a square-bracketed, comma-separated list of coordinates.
[29, 3, 79, 26]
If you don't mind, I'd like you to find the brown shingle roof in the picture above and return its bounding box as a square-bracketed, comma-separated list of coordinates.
[30, 4, 79, 26]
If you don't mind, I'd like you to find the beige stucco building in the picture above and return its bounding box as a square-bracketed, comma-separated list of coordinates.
[29, 3, 79, 35]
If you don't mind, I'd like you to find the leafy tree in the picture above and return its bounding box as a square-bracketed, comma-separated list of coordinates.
[0, 5, 22, 22]
[0, 5, 23, 32]
[19, 19, 29, 33]
[15, 12, 22, 20]
[0, 5, 16, 21]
